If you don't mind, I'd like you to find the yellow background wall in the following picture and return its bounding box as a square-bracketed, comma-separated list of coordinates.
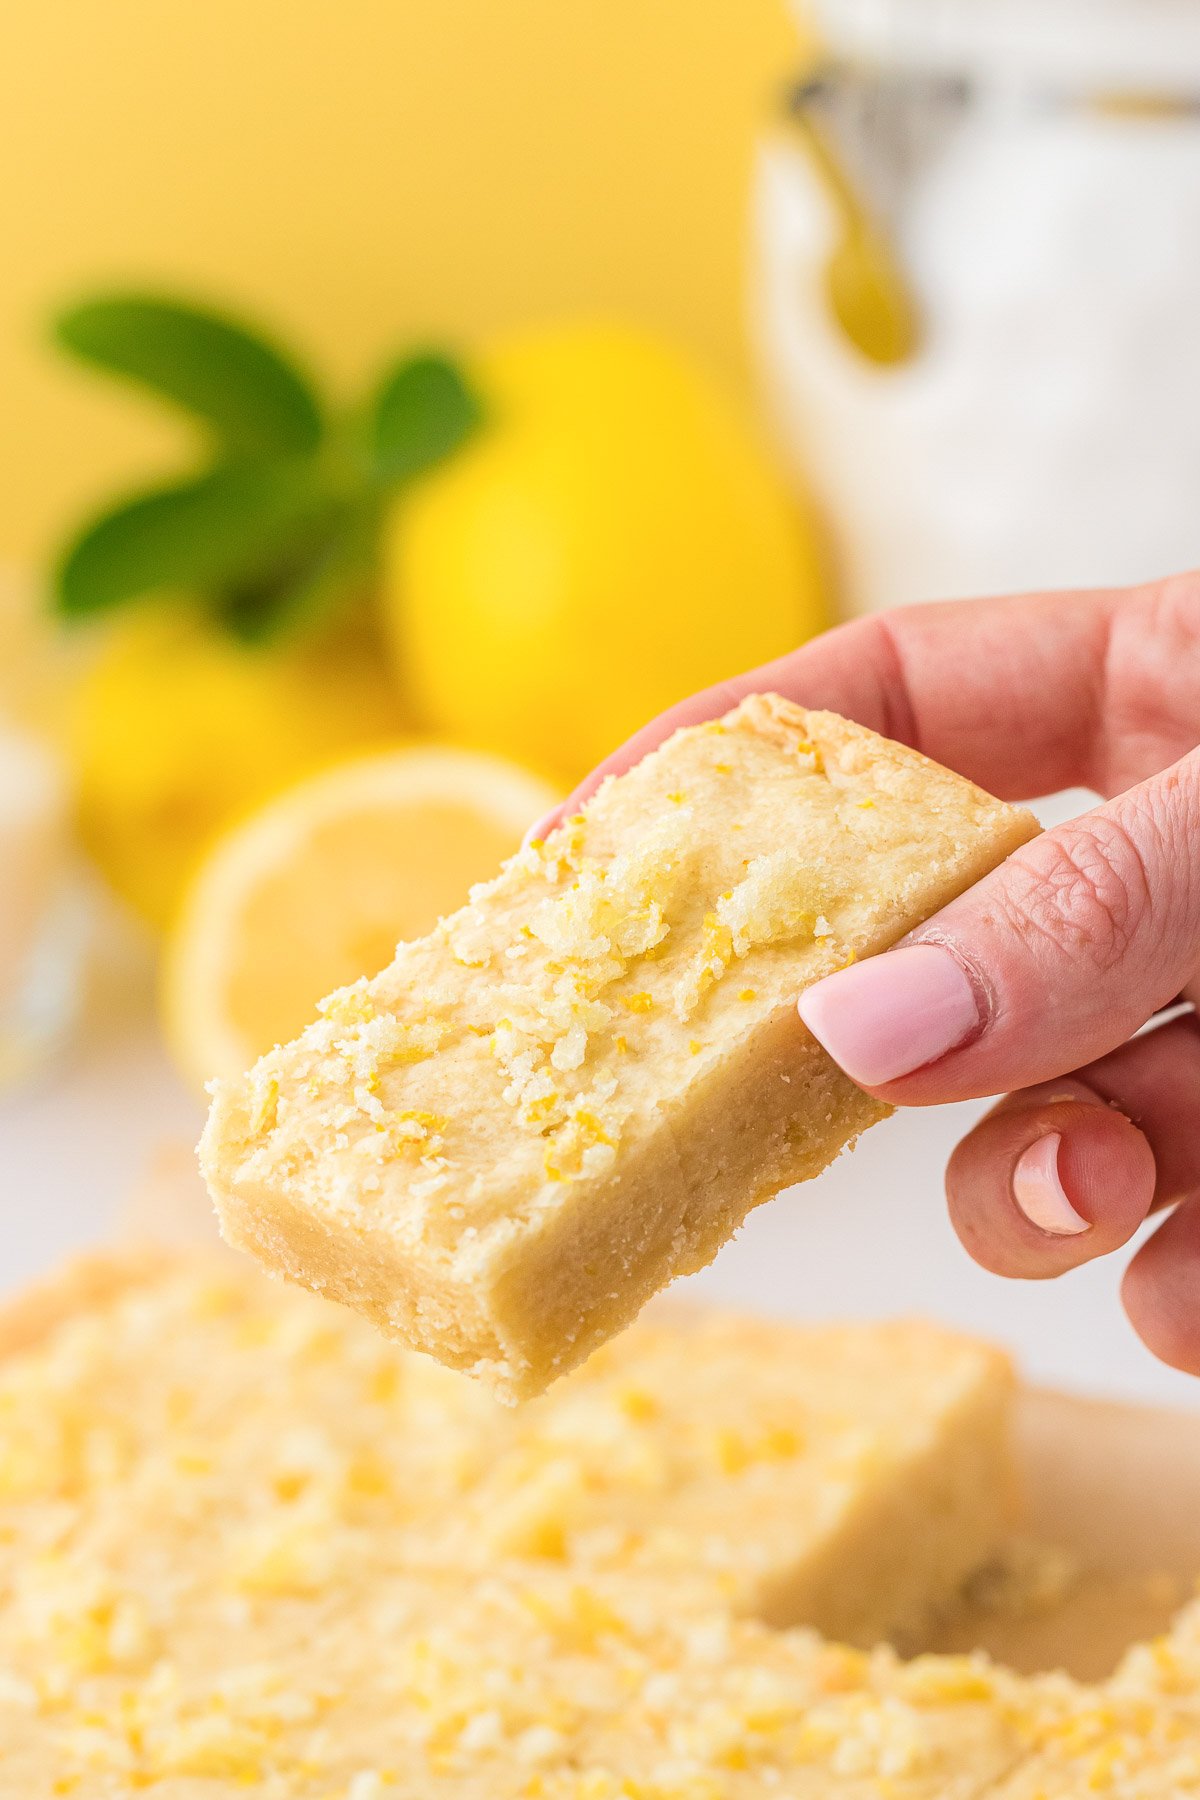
[0, 1, 799, 564]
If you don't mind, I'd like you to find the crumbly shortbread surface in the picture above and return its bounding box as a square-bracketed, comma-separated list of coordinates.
[1, 1249, 1198, 1799]
[201, 694, 1038, 1398]
[0, 1256, 1013, 1644]
[454, 1310, 1016, 1650]
[989, 1673, 1200, 1798]
[1020, 1599, 1200, 1797]
[0, 1252, 1022, 1798]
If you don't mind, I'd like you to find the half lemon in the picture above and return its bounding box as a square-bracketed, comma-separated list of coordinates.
[163, 745, 558, 1089]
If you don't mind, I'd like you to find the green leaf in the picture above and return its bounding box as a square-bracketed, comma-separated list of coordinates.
[367, 351, 481, 483]
[53, 294, 324, 456]
[53, 461, 330, 620]
[215, 512, 369, 645]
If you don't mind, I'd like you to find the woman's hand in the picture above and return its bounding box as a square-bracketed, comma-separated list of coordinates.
[531, 574, 1200, 1373]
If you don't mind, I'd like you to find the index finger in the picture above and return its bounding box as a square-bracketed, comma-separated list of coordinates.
[532, 583, 1129, 837]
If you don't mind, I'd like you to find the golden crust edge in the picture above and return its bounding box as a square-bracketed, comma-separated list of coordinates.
[735, 693, 1040, 844]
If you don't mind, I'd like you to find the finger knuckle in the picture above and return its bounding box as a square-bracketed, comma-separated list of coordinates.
[998, 818, 1150, 973]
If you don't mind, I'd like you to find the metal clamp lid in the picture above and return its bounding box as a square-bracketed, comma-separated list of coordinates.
[801, 0, 1200, 98]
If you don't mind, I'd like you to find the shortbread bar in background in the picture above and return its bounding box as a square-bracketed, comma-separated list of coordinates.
[0, 1249, 1029, 1795]
[202, 695, 1038, 1399]
[0, 1252, 1016, 1647]
[459, 1309, 1017, 1650]
[988, 1683, 1200, 1799]
[988, 1586, 1200, 1797]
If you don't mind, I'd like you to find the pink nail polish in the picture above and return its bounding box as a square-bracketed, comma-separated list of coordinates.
[522, 809, 563, 850]
[1012, 1133, 1090, 1236]
[797, 943, 981, 1087]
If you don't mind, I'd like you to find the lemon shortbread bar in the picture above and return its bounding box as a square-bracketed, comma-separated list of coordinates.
[0, 1256, 1014, 1647]
[7, 1245, 1200, 1800]
[976, 1586, 1200, 1797]
[1012, 1600, 1200, 1796]
[0, 1252, 1030, 1797]
[2, 1561, 1037, 1800]
[458, 1309, 1016, 1649]
[987, 1683, 1200, 1798]
[201, 695, 1037, 1399]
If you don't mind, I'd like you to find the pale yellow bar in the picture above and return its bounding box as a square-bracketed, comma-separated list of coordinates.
[201, 694, 1038, 1399]
[0, 1250, 1029, 1797]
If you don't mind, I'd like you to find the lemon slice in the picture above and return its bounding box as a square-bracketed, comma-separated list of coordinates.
[163, 746, 558, 1089]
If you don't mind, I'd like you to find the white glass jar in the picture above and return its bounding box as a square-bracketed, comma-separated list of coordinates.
[0, 725, 84, 1088]
[755, 0, 1200, 613]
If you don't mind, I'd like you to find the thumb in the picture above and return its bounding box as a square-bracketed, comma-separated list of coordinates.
[798, 752, 1200, 1103]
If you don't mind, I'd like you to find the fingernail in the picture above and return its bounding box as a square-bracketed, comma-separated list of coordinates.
[797, 942, 982, 1087]
[1012, 1133, 1090, 1236]
[522, 809, 562, 850]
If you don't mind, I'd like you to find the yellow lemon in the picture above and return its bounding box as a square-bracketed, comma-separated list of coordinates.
[382, 324, 830, 780]
[0, 569, 87, 739]
[162, 745, 558, 1088]
[69, 609, 403, 928]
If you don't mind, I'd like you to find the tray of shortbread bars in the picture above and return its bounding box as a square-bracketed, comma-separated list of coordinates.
[7, 698, 1200, 1797]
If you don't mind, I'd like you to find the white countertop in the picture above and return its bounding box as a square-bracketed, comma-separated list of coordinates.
[3, 841, 1196, 1414]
